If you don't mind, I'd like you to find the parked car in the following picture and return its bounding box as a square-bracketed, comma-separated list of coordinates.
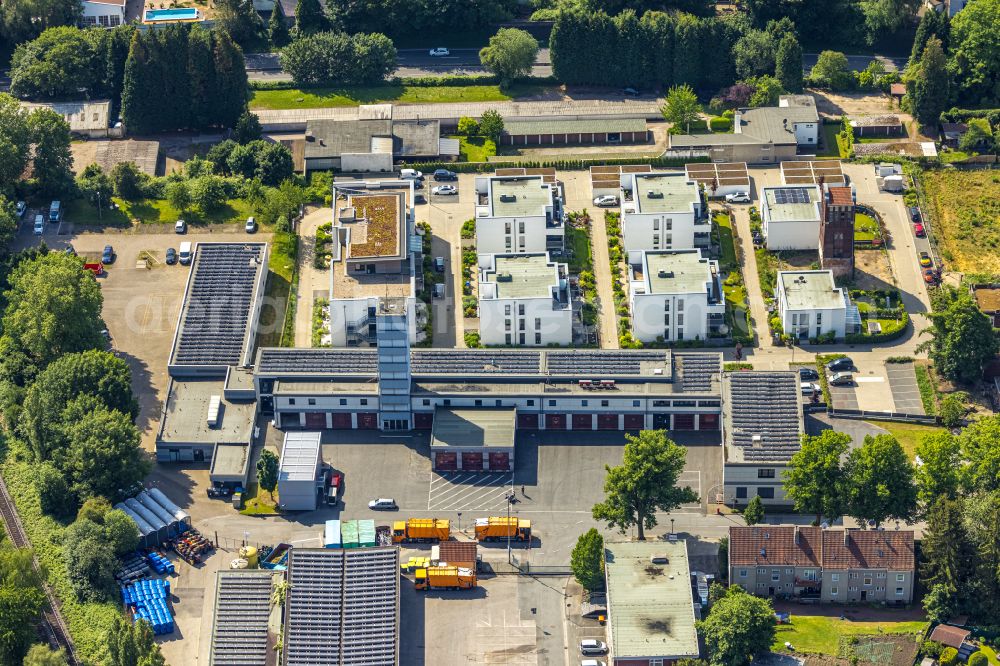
[175, 219, 187, 234]
[433, 169, 458, 181]
[923, 268, 940, 284]
[593, 195, 619, 207]
[829, 371, 854, 386]
[725, 192, 751, 204]
[919, 251, 932, 267]
[207, 485, 233, 499]
[33, 214, 44, 235]
[400, 169, 423, 180]
[825, 356, 853, 372]
[623, 87, 639, 96]
[48, 200, 61, 223]
[102, 245, 115, 264]
[579, 640, 608, 656]
[64, 245, 76, 256]
[165, 248, 177, 265]
[178, 241, 193, 265]
[413, 193, 426, 205]
[801, 382, 820, 396]
[429, 47, 450, 57]
[798, 367, 819, 381]
[432, 185, 458, 196]
[909, 206, 921, 222]
[368, 498, 397, 510]
[433, 283, 445, 298]
[15, 201, 26, 218]
[434, 256, 445, 272]
[245, 216, 257, 233]
[914, 222, 925, 237]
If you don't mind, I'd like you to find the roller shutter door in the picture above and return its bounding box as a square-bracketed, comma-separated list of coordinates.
[331, 413, 352, 429]
[673, 414, 696, 430]
[572, 414, 593, 430]
[304, 413, 326, 428]
[699, 413, 720, 430]
[434, 451, 457, 471]
[653, 413, 671, 429]
[357, 413, 377, 429]
[414, 412, 434, 430]
[624, 414, 644, 430]
[517, 413, 539, 429]
[462, 452, 484, 471]
[488, 452, 511, 472]
[545, 414, 566, 430]
[597, 414, 619, 430]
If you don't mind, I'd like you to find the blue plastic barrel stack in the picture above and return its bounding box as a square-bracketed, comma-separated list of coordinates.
[146, 551, 175, 575]
[121, 578, 174, 635]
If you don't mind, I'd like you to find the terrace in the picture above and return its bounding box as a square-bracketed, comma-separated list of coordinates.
[341, 193, 405, 262]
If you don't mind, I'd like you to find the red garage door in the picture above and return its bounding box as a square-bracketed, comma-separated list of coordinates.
[545, 414, 566, 430]
[673, 414, 696, 430]
[572, 414, 593, 430]
[624, 414, 644, 430]
[357, 413, 377, 429]
[699, 413, 720, 430]
[331, 412, 352, 429]
[597, 414, 619, 430]
[435, 451, 457, 471]
[304, 412, 326, 428]
[517, 413, 539, 429]
[414, 412, 434, 430]
[488, 452, 511, 472]
[462, 451, 484, 471]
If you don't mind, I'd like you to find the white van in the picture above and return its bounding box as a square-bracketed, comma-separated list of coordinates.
[33, 214, 44, 235]
[399, 169, 423, 180]
[178, 241, 193, 265]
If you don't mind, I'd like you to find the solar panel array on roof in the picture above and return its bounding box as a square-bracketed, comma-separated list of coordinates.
[675, 353, 721, 391]
[545, 350, 668, 376]
[727, 372, 801, 461]
[411, 350, 541, 375]
[173, 244, 265, 366]
[257, 348, 378, 376]
[772, 188, 812, 205]
[210, 572, 272, 666]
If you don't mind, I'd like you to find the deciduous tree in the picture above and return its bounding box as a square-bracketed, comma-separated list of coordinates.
[10, 27, 100, 99]
[592, 430, 698, 540]
[257, 449, 279, 499]
[843, 434, 917, 527]
[915, 432, 961, 509]
[960, 417, 1000, 492]
[57, 400, 148, 501]
[0, 95, 31, 196]
[662, 83, 701, 133]
[743, 495, 764, 525]
[28, 108, 73, 196]
[784, 430, 849, 524]
[0, 547, 47, 665]
[570, 528, 604, 591]
[811, 50, 852, 90]
[479, 28, 539, 86]
[907, 37, 950, 127]
[106, 613, 165, 666]
[947, 0, 1000, 105]
[63, 519, 118, 601]
[479, 110, 504, 143]
[111, 161, 146, 200]
[699, 586, 776, 666]
[166, 180, 192, 214]
[918, 284, 997, 383]
[733, 29, 775, 79]
[22, 644, 69, 666]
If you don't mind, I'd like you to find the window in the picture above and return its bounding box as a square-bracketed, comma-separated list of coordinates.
[876, 586, 884, 592]
[817, 312, 822, 324]
[665, 234, 672, 247]
[505, 319, 512, 330]
[519, 319, 525, 330]
[505, 304, 511, 315]
[758, 469, 775, 478]
[505, 238, 512, 249]
[653, 235, 660, 245]
[309, 398, 317, 406]
[518, 304, 525, 316]
[877, 572, 885, 579]
[736, 487, 748, 499]
[360, 399, 368, 406]
[849, 586, 858, 592]
[632, 400, 640, 407]
[757, 568, 767, 575]
[505, 222, 511, 234]
[534, 318, 541, 329]
[289, 398, 296, 405]
[653, 219, 660, 230]
[519, 222, 525, 233]
[699, 400, 721, 407]
[864, 576, 872, 586]
[676, 328, 684, 340]
[785, 569, 793, 575]
[474, 399, 482, 407]
[535, 332, 541, 344]
[664, 314, 671, 326]
[581, 400, 588, 407]
[673, 400, 696, 407]
[771, 571, 780, 581]
[549, 400, 556, 406]
[758, 582, 765, 588]
[831, 574, 840, 582]
[757, 487, 775, 499]
[664, 301, 670, 312]
[505, 333, 512, 344]
[422, 399, 430, 406]
[653, 400, 670, 407]
[831, 587, 839, 596]
[677, 313, 684, 326]
[803, 569, 816, 581]
[851, 573, 859, 579]
[601, 400, 609, 407]
[519, 333, 525, 344]
[895, 587, 904, 596]
[677, 298, 685, 310]
[896, 573, 905, 582]
[739, 569, 747, 578]
[443, 399, 451, 406]
[495, 400, 502, 407]
[527, 400, 534, 406]
[665, 219, 672, 230]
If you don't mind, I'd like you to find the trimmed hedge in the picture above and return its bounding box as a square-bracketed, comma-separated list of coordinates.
[709, 115, 733, 131]
[249, 74, 559, 91]
[845, 310, 909, 344]
[403, 155, 708, 174]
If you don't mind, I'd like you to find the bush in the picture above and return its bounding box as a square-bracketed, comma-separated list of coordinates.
[464, 331, 482, 348]
[36, 462, 73, 518]
[939, 392, 967, 427]
[457, 117, 480, 136]
[709, 115, 733, 131]
[968, 652, 988, 666]
[939, 647, 959, 666]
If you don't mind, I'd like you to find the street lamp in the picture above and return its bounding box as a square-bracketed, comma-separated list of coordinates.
[457, 511, 462, 533]
[505, 492, 515, 564]
[670, 518, 675, 536]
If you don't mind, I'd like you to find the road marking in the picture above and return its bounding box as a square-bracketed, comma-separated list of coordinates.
[855, 377, 885, 383]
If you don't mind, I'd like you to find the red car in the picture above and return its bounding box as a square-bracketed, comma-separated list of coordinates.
[914, 223, 925, 237]
[923, 268, 940, 285]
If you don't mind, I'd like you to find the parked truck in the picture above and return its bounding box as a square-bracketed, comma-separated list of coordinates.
[414, 566, 477, 591]
[474, 517, 531, 542]
[392, 518, 450, 543]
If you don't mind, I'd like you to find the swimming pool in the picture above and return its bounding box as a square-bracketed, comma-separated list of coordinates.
[143, 7, 200, 22]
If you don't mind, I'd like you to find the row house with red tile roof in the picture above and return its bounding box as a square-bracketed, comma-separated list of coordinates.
[728, 525, 916, 605]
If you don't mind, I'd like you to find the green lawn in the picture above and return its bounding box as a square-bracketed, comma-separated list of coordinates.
[865, 420, 947, 459]
[817, 123, 848, 158]
[724, 284, 750, 337]
[451, 135, 497, 162]
[978, 644, 1000, 665]
[251, 83, 550, 110]
[855, 212, 879, 242]
[772, 615, 928, 655]
[238, 483, 281, 516]
[914, 363, 937, 415]
[67, 197, 255, 227]
[714, 212, 737, 271]
[566, 225, 593, 274]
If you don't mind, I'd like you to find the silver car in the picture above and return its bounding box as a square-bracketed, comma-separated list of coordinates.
[592, 195, 619, 207]
[368, 498, 397, 510]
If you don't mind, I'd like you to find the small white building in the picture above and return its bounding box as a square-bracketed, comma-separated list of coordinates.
[277, 431, 322, 511]
[761, 185, 822, 250]
[777, 270, 860, 340]
[81, 0, 125, 27]
[628, 249, 725, 343]
[20, 100, 119, 138]
[478, 253, 572, 347]
[474, 175, 563, 255]
[621, 172, 707, 252]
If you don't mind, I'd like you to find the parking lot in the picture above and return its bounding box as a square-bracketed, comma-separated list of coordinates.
[884, 361, 924, 414]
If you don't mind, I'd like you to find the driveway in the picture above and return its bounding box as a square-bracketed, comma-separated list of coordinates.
[293, 207, 329, 347]
[885, 361, 924, 414]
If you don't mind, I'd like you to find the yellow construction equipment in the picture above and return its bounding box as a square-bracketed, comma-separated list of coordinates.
[392, 518, 450, 543]
[414, 566, 477, 591]
[474, 516, 531, 542]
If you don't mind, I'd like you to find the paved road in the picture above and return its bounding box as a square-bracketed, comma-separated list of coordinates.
[803, 52, 908, 74]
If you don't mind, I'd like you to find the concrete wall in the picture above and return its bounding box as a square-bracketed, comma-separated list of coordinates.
[793, 122, 819, 146]
[820, 569, 914, 604]
[478, 296, 572, 346]
[327, 297, 417, 347]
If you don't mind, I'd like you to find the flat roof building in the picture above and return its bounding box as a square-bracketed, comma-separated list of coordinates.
[303, 112, 444, 172]
[627, 172, 701, 215]
[621, 172, 708, 252]
[502, 117, 648, 146]
[760, 186, 822, 251]
[777, 270, 860, 340]
[21, 99, 118, 137]
[474, 174, 564, 255]
[155, 378, 256, 463]
[430, 407, 516, 472]
[209, 571, 274, 666]
[604, 540, 699, 664]
[278, 431, 322, 511]
[478, 253, 572, 346]
[628, 249, 724, 343]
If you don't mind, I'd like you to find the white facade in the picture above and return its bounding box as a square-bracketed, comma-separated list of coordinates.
[474, 175, 563, 255]
[81, 0, 124, 27]
[777, 95, 820, 146]
[327, 296, 417, 347]
[621, 173, 706, 252]
[777, 270, 854, 340]
[277, 432, 322, 511]
[478, 253, 572, 347]
[761, 185, 822, 250]
[628, 249, 725, 343]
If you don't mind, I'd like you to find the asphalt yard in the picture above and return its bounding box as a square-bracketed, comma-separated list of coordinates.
[428, 471, 515, 512]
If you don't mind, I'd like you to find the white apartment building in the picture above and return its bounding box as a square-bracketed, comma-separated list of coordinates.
[478, 253, 572, 347]
[761, 185, 822, 250]
[621, 172, 707, 252]
[474, 175, 563, 255]
[81, 0, 125, 27]
[777, 270, 860, 340]
[327, 183, 418, 346]
[628, 249, 725, 343]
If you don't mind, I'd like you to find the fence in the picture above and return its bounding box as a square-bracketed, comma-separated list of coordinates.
[828, 408, 939, 424]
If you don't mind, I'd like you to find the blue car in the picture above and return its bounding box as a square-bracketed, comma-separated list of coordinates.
[102, 245, 115, 264]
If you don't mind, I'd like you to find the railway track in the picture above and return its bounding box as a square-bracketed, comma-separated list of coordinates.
[0, 474, 78, 664]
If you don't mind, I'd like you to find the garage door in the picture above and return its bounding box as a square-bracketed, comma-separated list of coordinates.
[624, 414, 644, 430]
[517, 413, 539, 429]
[462, 451, 484, 471]
[597, 414, 619, 430]
[699, 413, 720, 430]
[434, 451, 457, 471]
[357, 413, 377, 429]
[488, 452, 511, 472]
[545, 414, 566, 430]
[414, 412, 434, 430]
[673, 414, 696, 430]
[653, 413, 671, 429]
[572, 414, 593, 430]
[280, 413, 301, 428]
[304, 412, 326, 428]
[331, 412, 351, 429]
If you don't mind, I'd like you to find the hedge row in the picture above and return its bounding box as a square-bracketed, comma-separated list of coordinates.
[941, 107, 1000, 127]
[249, 74, 558, 91]
[845, 310, 910, 344]
[403, 155, 708, 174]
